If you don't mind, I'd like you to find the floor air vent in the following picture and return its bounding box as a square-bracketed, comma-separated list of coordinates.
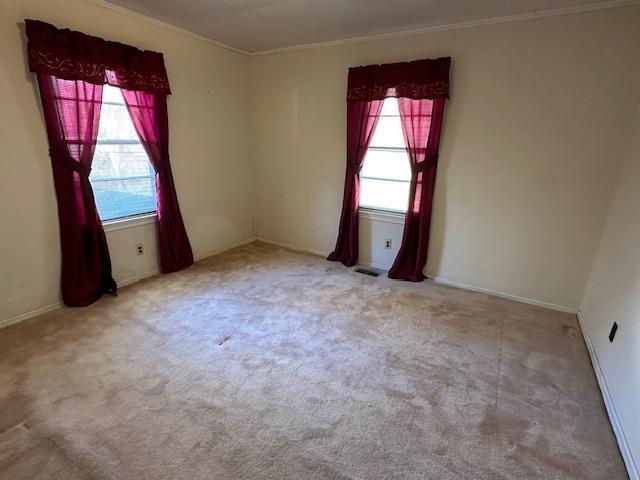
[355, 267, 380, 277]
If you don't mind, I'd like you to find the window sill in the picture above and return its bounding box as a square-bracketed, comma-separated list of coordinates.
[102, 213, 157, 233]
[358, 207, 406, 225]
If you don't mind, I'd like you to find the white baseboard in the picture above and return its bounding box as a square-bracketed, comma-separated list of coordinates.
[431, 276, 577, 314]
[116, 268, 160, 288]
[0, 302, 63, 330]
[358, 258, 392, 271]
[256, 237, 578, 314]
[0, 236, 259, 331]
[256, 237, 327, 258]
[195, 236, 257, 262]
[577, 311, 639, 480]
[256, 238, 392, 274]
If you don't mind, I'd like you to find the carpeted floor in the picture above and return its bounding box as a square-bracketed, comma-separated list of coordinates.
[0, 242, 627, 479]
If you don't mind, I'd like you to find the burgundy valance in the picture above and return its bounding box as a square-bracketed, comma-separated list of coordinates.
[25, 19, 171, 95]
[347, 57, 450, 102]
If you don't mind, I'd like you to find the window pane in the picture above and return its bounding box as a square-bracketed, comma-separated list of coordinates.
[102, 84, 125, 105]
[91, 144, 153, 181]
[361, 149, 411, 182]
[379, 96, 400, 116]
[98, 104, 140, 141]
[370, 98, 405, 148]
[90, 85, 156, 221]
[369, 116, 406, 148]
[92, 177, 156, 221]
[360, 178, 410, 212]
[359, 97, 412, 212]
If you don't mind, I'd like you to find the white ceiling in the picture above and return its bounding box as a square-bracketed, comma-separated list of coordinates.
[103, 0, 627, 53]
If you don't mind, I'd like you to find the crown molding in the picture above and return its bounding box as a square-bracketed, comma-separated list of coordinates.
[249, 0, 640, 56]
[83, 0, 250, 55]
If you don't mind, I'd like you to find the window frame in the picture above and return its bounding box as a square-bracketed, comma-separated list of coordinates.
[358, 206, 406, 223]
[102, 212, 157, 232]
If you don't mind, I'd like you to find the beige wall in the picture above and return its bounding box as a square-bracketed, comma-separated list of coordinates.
[249, 6, 640, 311]
[0, 0, 254, 323]
[580, 106, 640, 477]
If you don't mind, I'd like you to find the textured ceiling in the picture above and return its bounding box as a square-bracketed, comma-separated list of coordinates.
[103, 0, 627, 53]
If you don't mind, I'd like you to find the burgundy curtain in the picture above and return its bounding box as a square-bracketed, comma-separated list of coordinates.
[388, 98, 446, 281]
[25, 19, 171, 95]
[37, 74, 116, 306]
[347, 58, 450, 102]
[26, 20, 192, 304]
[327, 99, 383, 266]
[121, 89, 193, 273]
[329, 57, 450, 277]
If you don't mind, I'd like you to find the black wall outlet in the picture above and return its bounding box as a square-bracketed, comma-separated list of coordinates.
[609, 322, 618, 342]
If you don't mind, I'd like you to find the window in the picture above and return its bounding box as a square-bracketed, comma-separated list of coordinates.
[90, 85, 156, 221]
[359, 97, 411, 213]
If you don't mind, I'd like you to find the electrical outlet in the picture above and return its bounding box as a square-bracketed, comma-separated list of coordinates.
[384, 238, 392, 250]
[136, 243, 144, 256]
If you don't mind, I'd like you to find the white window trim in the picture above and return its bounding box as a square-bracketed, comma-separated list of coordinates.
[358, 207, 406, 225]
[102, 212, 157, 233]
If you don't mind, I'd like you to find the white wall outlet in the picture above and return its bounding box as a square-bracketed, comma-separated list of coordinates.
[135, 243, 144, 256]
[384, 238, 392, 250]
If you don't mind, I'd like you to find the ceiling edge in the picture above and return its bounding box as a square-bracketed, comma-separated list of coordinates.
[83, 0, 250, 54]
[88, 0, 639, 56]
[247, 0, 640, 55]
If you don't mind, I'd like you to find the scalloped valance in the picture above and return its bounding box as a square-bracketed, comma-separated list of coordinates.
[347, 57, 450, 102]
[25, 19, 171, 96]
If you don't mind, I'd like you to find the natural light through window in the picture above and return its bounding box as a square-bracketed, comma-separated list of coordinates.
[90, 84, 156, 221]
[359, 97, 411, 212]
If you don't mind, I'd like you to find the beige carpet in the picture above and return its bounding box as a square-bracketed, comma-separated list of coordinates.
[0, 242, 626, 479]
